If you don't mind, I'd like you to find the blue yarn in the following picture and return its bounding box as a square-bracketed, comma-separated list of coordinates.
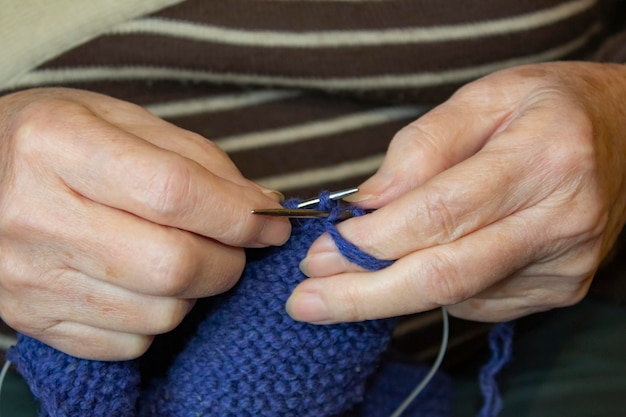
[477, 322, 515, 417]
[7, 192, 452, 417]
[281, 191, 392, 270]
[9, 334, 139, 417]
[283, 192, 393, 271]
[137, 201, 397, 417]
[8, 192, 515, 417]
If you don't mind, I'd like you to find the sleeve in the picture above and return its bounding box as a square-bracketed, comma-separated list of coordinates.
[0, 0, 184, 89]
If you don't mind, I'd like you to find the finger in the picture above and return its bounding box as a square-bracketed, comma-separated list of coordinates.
[315, 102, 577, 262]
[41, 108, 289, 246]
[41, 269, 194, 336]
[46, 193, 247, 298]
[310, 147, 533, 262]
[304, 161, 528, 273]
[352, 87, 515, 208]
[299, 233, 367, 278]
[445, 236, 601, 321]
[83, 93, 269, 191]
[288, 213, 536, 323]
[1, 146, 251, 299]
[31, 322, 155, 360]
[445, 270, 593, 322]
[1, 248, 194, 343]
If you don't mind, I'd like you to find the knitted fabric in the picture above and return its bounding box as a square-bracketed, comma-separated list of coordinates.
[7, 192, 454, 417]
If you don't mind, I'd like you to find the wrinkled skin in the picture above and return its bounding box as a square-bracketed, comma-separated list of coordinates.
[289, 62, 626, 324]
[0, 88, 290, 360]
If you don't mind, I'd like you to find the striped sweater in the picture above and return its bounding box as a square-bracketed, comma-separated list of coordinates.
[0, 0, 625, 359]
[4, 0, 625, 196]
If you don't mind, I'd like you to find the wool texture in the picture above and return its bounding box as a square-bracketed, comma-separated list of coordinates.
[7, 192, 454, 417]
[477, 322, 515, 417]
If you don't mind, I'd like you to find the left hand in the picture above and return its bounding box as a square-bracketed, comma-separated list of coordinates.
[287, 62, 626, 324]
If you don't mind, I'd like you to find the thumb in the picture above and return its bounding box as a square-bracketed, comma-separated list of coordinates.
[353, 87, 515, 209]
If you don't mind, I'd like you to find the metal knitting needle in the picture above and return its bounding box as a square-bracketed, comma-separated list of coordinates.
[250, 208, 355, 220]
[296, 188, 359, 208]
[251, 209, 335, 218]
[251, 188, 359, 219]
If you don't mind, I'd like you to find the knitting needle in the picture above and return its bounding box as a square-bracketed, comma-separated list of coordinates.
[251, 188, 359, 219]
[296, 188, 359, 208]
[250, 208, 355, 220]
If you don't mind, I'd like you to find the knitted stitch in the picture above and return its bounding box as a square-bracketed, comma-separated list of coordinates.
[138, 194, 396, 417]
[7, 192, 453, 417]
[8, 335, 139, 417]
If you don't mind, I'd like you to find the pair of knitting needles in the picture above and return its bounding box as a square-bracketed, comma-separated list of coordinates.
[251, 188, 359, 220]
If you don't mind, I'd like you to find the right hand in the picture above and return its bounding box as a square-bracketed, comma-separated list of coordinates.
[0, 88, 290, 360]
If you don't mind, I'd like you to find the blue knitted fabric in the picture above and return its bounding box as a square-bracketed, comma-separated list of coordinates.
[7, 192, 454, 417]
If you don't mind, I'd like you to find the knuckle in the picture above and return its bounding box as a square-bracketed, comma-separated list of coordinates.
[207, 254, 245, 295]
[393, 122, 447, 163]
[12, 97, 89, 150]
[149, 237, 197, 296]
[11, 99, 56, 139]
[142, 160, 193, 221]
[542, 118, 595, 179]
[420, 251, 469, 306]
[0, 198, 43, 238]
[199, 136, 229, 158]
[420, 191, 458, 243]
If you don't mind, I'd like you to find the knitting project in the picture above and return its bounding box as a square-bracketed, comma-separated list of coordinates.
[8, 192, 454, 417]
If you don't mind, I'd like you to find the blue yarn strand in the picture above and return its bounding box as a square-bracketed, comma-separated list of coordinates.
[477, 322, 515, 417]
[313, 191, 394, 271]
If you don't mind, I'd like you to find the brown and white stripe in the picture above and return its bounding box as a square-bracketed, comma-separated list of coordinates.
[3, 0, 612, 196]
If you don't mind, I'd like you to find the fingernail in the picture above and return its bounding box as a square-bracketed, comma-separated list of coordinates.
[342, 193, 377, 203]
[286, 291, 332, 324]
[299, 252, 349, 277]
[299, 258, 311, 277]
[262, 189, 285, 203]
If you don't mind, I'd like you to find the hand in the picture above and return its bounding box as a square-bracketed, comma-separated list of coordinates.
[287, 62, 626, 324]
[0, 88, 290, 360]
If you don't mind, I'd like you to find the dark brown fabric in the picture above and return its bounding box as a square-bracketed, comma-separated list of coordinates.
[154, 0, 582, 30]
[40, 0, 604, 106]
